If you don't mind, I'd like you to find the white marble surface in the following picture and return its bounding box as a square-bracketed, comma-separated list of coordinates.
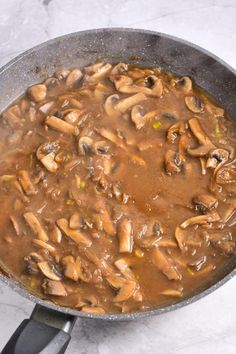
[0, 0, 236, 353]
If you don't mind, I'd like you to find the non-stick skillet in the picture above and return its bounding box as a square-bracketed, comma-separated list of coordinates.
[0, 28, 236, 354]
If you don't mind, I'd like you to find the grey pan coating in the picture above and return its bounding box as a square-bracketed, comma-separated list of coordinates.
[0, 28, 235, 321]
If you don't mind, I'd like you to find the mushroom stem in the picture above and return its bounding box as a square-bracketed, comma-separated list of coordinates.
[115, 93, 146, 113]
[46, 116, 75, 135]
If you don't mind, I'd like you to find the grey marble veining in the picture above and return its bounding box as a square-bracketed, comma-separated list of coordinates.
[0, 1, 236, 353]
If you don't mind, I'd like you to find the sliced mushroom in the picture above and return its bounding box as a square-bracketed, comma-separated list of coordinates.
[69, 212, 81, 229]
[46, 116, 75, 135]
[216, 165, 236, 185]
[37, 261, 62, 281]
[185, 96, 204, 113]
[62, 256, 91, 283]
[39, 101, 54, 115]
[189, 117, 214, 146]
[24, 252, 45, 275]
[86, 63, 112, 82]
[187, 117, 215, 156]
[75, 256, 92, 282]
[3, 105, 22, 129]
[110, 63, 128, 76]
[10, 216, 20, 236]
[180, 211, 221, 229]
[167, 122, 186, 143]
[208, 148, 229, 168]
[193, 194, 218, 214]
[160, 289, 183, 298]
[54, 69, 70, 80]
[12, 179, 29, 203]
[113, 279, 137, 302]
[84, 248, 113, 277]
[104, 94, 120, 117]
[113, 75, 133, 90]
[106, 274, 126, 290]
[66, 69, 83, 88]
[36, 141, 60, 173]
[158, 239, 178, 248]
[131, 105, 158, 130]
[93, 140, 110, 155]
[94, 201, 116, 236]
[205, 231, 235, 255]
[0, 174, 16, 183]
[81, 307, 105, 314]
[28, 84, 47, 102]
[24, 212, 48, 241]
[221, 200, 236, 223]
[18, 170, 37, 196]
[118, 218, 133, 253]
[42, 279, 67, 296]
[32, 239, 56, 253]
[200, 157, 207, 175]
[84, 62, 104, 74]
[50, 225, 62, 243]
[95, 127, 126, 150]
[215, 240, 235, 255]
[42, 153, 59, 173]
[208, 149, 230, 190]
[165, 150, 184, 175]
[114, 258, 136, 281]
[56, 218, 92, 247]
[94, 83, 111, 102]
[76, 294, 98, 308]
[206, 156, 218, 169]
[128, 67, 150, 79]
[151, 247, 181, 281]
[78, 136, 93, 155]
[144, 75, 163, 97]
[61, 256, 78, 281]
[115, 93, 146, 113]
[176, 76, 192, 93]
[69, 98, 83, 109]
[64, 110, 81, 125]
[137, 235, 160, 249]
[119, 75, 163, 97]
[175, 226, 186, 252]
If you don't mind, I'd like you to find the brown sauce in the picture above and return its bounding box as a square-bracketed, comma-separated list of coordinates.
[0, 62, 235, 314]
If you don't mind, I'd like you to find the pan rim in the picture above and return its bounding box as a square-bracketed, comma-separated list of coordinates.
[0, 27, 235, 321]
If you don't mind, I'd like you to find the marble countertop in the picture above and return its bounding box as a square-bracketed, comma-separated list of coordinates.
[0, 0, 236, 353]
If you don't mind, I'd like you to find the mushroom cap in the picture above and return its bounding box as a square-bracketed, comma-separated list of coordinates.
[176, 76, 192, 93]
[131, 105, 146, 130]
[209, 148, 229, 162]
[78, 136, 93, 155]
[104, 94, 120, 117]
[185, 96, 204, 113]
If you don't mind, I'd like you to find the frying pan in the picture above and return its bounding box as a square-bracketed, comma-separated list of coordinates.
[0, 28, 236, 354]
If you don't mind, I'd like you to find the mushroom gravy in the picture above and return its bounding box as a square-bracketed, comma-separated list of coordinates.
[0, 62, 235, 314]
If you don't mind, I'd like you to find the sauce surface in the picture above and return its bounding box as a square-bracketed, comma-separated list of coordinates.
[0, 62, 235, 314]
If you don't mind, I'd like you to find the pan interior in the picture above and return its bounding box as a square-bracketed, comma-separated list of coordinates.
[0, 28, 235, 319]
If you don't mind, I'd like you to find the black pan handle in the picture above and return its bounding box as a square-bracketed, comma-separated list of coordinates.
[1, 304, 76, 354]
